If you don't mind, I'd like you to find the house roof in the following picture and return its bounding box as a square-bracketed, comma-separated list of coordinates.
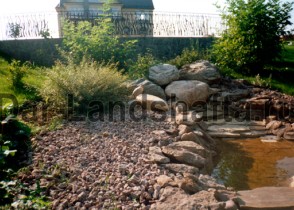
[121, 0, 154, 10]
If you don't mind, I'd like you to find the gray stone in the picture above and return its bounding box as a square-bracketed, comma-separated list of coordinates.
[220, 89, 250, 101]
[149, 64, 179, 86]
[236, 187, 294, 209]
[165, 80, 212, 107]
[179, 60, 221, 84]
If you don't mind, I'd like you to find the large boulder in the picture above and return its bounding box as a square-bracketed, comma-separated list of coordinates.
[149, 64, 180, 86]
[165, 80, 215, 107]
[179, 60, 221, 84]
[130, 79, 166, 99]
[136, 94, 169, 111]
[161, 146, 206, 168]
[166, 141, 206, 157]
[150, 186, 220, 210]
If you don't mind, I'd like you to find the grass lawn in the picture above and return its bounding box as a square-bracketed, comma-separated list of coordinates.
[282, 43, 294, 63]
[221, 41, 294, 95]
[0, 57, 46, 108]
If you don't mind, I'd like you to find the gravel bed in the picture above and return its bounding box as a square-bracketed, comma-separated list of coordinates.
[25, 114, 174, 210]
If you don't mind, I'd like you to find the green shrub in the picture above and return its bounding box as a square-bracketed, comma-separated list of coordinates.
[127, 51, 159, 79]
[212, 0, 293, 75]
[60, 1, 137, 70]
[9, 60, 29, 90]
[40, 58, 130, 113]
[168, 48, 205, 69]
[252, 74, 272, 88]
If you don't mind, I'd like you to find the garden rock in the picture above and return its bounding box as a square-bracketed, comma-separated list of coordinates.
[166, 141, 206, 157]
[179, 60, 221, 84]
[161, 146, 206, 168]
[290, 176, 294, 188]
[284, 131, 294, 140]
[180, 131, 208, 148]
[149, 64, 180, 86]
[236, 187, 294, 209]
[178, 124, 193, 136]
[165, 80, 213, 107]
[162, 164, 199, 175]
[131, 79, 166, 99]
[131, 85, 144, 98]
[136, 94, 169, 111]
[175, 176, 200, 194]
[175, 112, 203, 125]
[156, 175, 174, 187]
[150, 186, 219, 210]
[148, 146, 170, 164]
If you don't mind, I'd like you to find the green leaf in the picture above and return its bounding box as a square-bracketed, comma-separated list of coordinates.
[1, 145, 9, 151]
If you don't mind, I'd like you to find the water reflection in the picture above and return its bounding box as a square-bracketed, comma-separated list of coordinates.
[212, 139, 294, 190]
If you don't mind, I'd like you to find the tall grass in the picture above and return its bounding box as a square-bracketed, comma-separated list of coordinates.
[40, 58, 130, 113]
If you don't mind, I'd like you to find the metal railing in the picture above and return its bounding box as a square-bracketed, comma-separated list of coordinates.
[0, 11, 225, 40]
[0, 12, 60, 40]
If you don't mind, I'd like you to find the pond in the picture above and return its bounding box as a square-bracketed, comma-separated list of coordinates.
[212, 138, 294, 190]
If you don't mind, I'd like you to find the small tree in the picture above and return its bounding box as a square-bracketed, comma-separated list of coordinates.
[61, 0, 137, 69]
[7, 23, 22, 38]
[212, 0, 293, 75]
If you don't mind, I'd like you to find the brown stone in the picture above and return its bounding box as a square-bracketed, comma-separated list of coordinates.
[284, 131, 294, 141]
[266, 120, 282, 131]
[162, 164, 199, 175]
[175, 176, 199, 194]
[161, 146, 206, 168]
[180, 131, 205, 145]
[178, 124, 193, 136]
[156, 175, 174, 187]
[166, 141, 206, 157]
[236, 187, 294, 209]
[150, 186, 219, 210]
[148, 146, 170, 164]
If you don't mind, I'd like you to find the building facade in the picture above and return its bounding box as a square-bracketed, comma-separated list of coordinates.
[55, 0, 155, 36]
[55, 0, 154, 15]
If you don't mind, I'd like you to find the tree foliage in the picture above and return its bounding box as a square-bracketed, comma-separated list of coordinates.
[61, 1, 137, 69]
[212, 0, 293, 74]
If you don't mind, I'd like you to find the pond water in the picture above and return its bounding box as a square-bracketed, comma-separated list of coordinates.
[212, 138, 294, 191]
